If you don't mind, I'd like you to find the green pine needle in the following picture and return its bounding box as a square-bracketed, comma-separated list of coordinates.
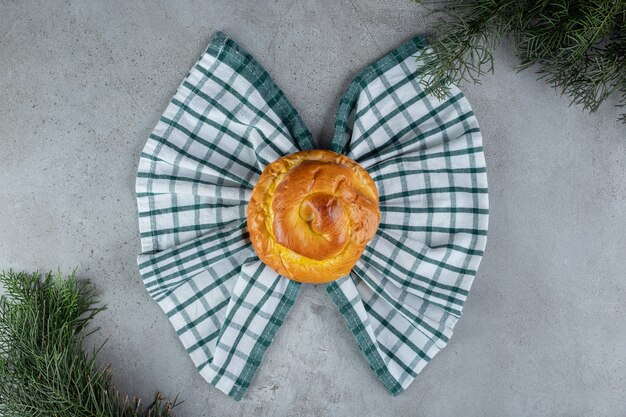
[0, 270, 180, 417]
[415, 0, 626, 123]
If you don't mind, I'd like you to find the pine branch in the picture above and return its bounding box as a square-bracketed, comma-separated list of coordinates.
[415, 0, 626, 123]
[0, 271, 180, 417]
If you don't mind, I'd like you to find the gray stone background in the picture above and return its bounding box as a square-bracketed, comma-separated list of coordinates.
[1, 1, 625, 416]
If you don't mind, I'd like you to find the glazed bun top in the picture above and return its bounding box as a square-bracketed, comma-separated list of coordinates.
[247, 150, 380, 284]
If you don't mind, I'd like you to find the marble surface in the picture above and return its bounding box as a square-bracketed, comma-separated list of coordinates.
[1, 1, 625, 416]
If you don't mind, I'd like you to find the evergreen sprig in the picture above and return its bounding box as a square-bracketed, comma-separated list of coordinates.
[0, 270, 179, 417]
[415, 0, 626, 122]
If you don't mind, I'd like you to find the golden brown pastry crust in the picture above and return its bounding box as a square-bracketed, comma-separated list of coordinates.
[247, 150, 380, 284]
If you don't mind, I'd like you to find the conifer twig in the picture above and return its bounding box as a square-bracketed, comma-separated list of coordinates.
[415, 0, 626, 123]
[0, 270, 180, 417]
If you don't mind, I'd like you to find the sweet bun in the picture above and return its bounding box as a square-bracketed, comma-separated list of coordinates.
[247, 150, 380, 284]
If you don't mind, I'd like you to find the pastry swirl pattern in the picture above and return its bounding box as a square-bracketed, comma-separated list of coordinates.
[247, 150, 380, 283]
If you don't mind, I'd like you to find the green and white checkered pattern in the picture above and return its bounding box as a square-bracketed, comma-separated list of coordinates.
[136, 32, 488, 400]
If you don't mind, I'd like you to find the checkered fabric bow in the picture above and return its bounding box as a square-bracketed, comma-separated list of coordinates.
[136, 32, 488, 400]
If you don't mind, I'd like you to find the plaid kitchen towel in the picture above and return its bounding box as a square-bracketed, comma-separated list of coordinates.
[136, 31, 488, 400]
